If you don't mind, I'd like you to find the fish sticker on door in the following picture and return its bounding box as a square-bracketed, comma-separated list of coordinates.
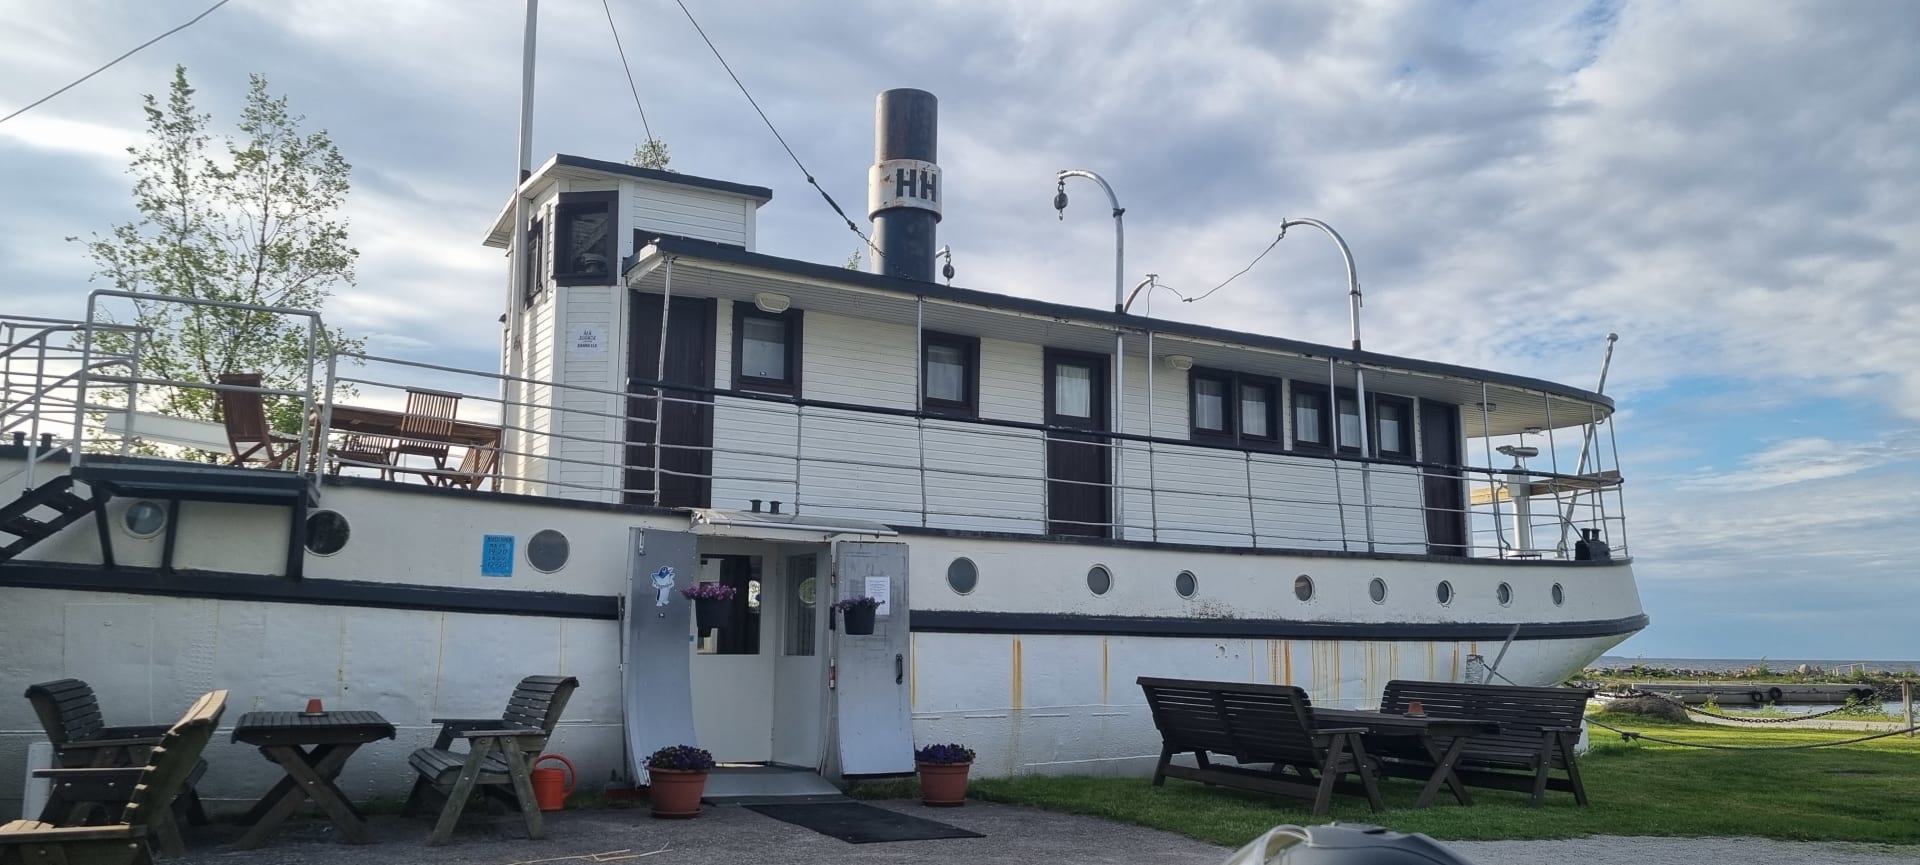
[652, 566, 677, 606]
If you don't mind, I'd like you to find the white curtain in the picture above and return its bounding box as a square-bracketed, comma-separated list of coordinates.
[926, 344, 966, 402]
[1239, 385, 1268, 437]
[1194, 378, 1226, 430]
[1055, 364, 1092, 417]
[1295, 402, 1321, 444]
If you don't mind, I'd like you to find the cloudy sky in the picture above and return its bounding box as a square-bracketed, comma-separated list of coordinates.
[4, 0, 1917, 661]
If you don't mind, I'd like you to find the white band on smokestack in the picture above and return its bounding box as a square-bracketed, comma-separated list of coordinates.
[868, 159, 943, 219]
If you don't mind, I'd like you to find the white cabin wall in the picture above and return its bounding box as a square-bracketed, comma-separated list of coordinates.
[627, 179, 750, 247]
[553, 285, 623, 502]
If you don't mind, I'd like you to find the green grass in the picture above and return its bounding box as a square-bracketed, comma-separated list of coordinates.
[948, 718, 1920, 846]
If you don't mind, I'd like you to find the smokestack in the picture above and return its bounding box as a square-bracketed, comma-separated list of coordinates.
[867, 89, 940, 281]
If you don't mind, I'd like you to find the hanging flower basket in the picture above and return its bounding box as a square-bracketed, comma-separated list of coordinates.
[914, 743, 975, 806]
[836, 596, 880, 635]
[682, 583, 737, 632]
[646, 745, 715, 819]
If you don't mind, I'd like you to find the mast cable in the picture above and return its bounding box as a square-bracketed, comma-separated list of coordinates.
[600, 0, 654, 143]
[0, 0, 235, 127]
[669, 0, 881, 259]
[1182, 232, 1284, 303]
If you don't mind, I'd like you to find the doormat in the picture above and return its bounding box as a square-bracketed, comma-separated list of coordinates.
[743, 801, 984, 844]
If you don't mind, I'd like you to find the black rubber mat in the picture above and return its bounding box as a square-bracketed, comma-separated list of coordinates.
[743, 801, 985, 844]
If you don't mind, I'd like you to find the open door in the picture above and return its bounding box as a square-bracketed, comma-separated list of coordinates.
[830, 540, 914, 776]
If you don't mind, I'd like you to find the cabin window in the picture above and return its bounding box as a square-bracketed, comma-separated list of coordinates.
[1337, 391, 1363, 452]
[1190, 372, 1231, 436]
[1291, 383, 1331, 450]
[553, 191, 617, 285]
[1374, 395, 1414, 459]
[1240, 380, 1278, 442]
[922, 332, 979, 417]
[732, 305, 802, 396]
[522, 216, 545, 305]
[1053, 362, 1094, 419]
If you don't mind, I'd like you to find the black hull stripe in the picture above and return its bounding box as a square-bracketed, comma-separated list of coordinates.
[910, 610, 1649, 642]
[0, 563, 1648, 642]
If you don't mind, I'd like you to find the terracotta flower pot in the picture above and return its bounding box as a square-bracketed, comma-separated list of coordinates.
[649, 768, 707, 818]
[842, 604, 876, 635]
[917, 761, 970, 806]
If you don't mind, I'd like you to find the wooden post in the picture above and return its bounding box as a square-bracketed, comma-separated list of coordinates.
[1905, 681, 1913, 737]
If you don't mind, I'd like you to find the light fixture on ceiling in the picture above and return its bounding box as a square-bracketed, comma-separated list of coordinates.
[754, 292, 791, 314]
[1473, 401, 1497, 413]
[1165, 354, 1194, 371]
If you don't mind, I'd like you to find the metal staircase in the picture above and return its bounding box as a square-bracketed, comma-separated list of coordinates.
[0, 475, 95, 562]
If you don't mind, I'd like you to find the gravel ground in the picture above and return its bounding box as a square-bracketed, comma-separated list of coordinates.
[164, 801, 1920, 865]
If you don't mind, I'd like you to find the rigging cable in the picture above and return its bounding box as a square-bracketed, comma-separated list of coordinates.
[1180, 231, 1284, 303]
[600, 0, 654, 144]
[0, 0, 235, 127]
[669, 0, 881, 259]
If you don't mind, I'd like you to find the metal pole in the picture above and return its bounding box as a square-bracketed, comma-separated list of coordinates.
[1904, 680, 1912, 737]
[915, 297, 928, 527]
[501, 0, 538, 468]
[1544, 393, 1566, 557]
[299, 316, 317, 475]
[1145, 293, 1159, 542]
[123, 328, 142, 457]
[1480, 383, 1504, 556]
[1281, 217, 1369, 549]
[1605, 407, 1630, 556]
[317, 351, 338, 480]
[1057, 169, 1125, 540]
[650, 258, 673, 505]
[1327, 358, 1350, 552]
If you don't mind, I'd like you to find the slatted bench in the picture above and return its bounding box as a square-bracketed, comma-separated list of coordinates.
[1138, 677, 1383, 816]
[1376, 679, 1592, 806]
[403, 675, 580, 845]
[24, 678, 214, 856]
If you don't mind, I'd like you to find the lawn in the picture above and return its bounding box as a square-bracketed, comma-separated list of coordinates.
[864, 718, 1920, 846]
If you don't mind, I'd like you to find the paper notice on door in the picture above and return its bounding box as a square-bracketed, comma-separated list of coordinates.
[864, 576, 891, 616]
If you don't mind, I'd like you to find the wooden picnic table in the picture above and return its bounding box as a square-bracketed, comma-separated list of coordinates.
[1311, 707, 1502, 808]
[230, 710, 396, 849]
[321, 404, 500, 446]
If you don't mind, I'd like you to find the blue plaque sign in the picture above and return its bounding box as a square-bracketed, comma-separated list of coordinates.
[481, 534, 515, 577]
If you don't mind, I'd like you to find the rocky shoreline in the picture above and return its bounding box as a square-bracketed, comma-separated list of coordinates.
[1583, 662, 1915, 685]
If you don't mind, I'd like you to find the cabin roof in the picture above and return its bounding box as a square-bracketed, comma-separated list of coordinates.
[483, 154, 773, 247]
[624, 233, 1614, 431]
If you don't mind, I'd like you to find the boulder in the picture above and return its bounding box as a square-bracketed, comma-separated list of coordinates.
[1596, 694, 1690, 722]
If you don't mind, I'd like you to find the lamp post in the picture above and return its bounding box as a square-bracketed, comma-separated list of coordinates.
[1279, 218, 1373, 550]
[1056, 170, 1126, 539]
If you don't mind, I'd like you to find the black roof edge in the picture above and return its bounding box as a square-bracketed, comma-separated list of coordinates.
[552, 154, 773, 202]
[626, 233, 1615, 409]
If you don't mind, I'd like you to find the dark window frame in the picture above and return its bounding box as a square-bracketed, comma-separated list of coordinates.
[1372, 393, 1416, 460]
[1290, 381, 1332, 451]
[1236, 374, 1282, 446]
[1188, 368, 1235, 441]
[553, 190, 618, 286]
[1334, 387, 1364, 456]
[521, 215, 545, 306]
[920, 330, 980, 418]
[731, 303, 803, 396]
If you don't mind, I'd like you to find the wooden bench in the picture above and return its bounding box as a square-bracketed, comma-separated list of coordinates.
[24, 679, 214, 856]
[2, 690, 227, 865]
[1376, 679, 1592, 806]
[1138, 677, 1383, 816]
[403, 675, 580, 845]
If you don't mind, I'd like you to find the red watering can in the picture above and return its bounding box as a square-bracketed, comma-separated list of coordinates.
[531, 754, 576, 812]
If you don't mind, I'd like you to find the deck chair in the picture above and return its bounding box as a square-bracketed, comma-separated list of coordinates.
[24, 679, 215, 856]
[394, 388, 462, 475]
[403, 675, 579, 845]
[217, 373, 298, 469]
[329, 431, 397, 479]
[432, 443, 498, 490]
[2, 689, 227, 865]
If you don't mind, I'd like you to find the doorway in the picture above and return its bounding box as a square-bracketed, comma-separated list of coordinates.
[687, 543, 827, 767]
[1420, 401, 1468, 555]
[625, 292, 714, 508]
[1044, 349, 1111, 537]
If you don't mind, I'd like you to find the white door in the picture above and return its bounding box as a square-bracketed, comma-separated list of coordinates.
[831, 540, 914, 776]
[771, 550, 826, 768]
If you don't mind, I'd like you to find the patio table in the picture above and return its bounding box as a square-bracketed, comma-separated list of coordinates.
[1311, 707, 1501, 807]
[230, 710, 396, 849]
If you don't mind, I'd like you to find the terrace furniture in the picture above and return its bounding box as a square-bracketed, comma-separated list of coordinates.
[320, 403, 498, 483]
[393, 388, 462, 475]
[426, 444, 499, 491]
[1374, 679, 1593, 806]
[217, 373, 300, 469]
[1137, 677, 1383, 817]
[2, 689, 227, 865]
[403, 675, 580, 845]
[229, 710, 397, 849]
[329, 432, 397, 479]
[23, 679, 215, 856]
[1310, 707, 1501, 808]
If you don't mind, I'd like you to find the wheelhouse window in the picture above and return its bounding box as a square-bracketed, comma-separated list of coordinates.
[521, 216, 545, 305]
[1239, 379, 1278, 443]
[1191, 369, 1278, 447]
[1190, 371, 1231, 437]
[1336, 390, 1363, 452]
[732, 305, 802, 395]
[1373, 394, 1414, 460]
[922, 331, 979, 417]
[1291, 382, 1330, 450]
[553, 191, 616, 285]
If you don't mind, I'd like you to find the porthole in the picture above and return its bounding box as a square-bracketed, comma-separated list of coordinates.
[122, 501, 166, 538]
[1087, 564, 1113, 596]
[1293, 574, 1315, 602]
[1497, 582, 1513, 607]
[304, 510, 350, 556]
[1436, 581, 1454, 606]
[1175, 570, 1198, 598]
[527, 529, 569, 573]
[947, 557, 978, 595]
[1368, 577, 1387, 604]
[1552, 583, 1565, 606]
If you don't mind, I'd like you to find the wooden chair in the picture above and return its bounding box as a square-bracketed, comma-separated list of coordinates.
[2, 690, 227, 865]
[216, 373, 298, 469]
[403, 675, 579, 845]
[23, 679, 214, 856]
[1138, 677, 1382, 817]
[329, 432, 397, 480]
[1376, 679, 1592, 806]
[394, 388, 462, 475]
[430, 443, 498, 491]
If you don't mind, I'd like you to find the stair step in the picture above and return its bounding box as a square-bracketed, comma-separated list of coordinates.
[0, 513, 51, 539]
[42, 493, 90, 514]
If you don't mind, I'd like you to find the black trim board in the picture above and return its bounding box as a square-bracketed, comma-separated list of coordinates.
[911, 610, 1650, 643]
[0, 562, 618, 621]
[628, 234, 1613, 410]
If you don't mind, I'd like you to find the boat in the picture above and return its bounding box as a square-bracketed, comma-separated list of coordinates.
[0, 64, 1641, 811]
